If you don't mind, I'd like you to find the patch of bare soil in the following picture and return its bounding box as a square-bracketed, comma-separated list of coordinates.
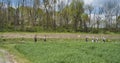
[0, 49, 17, 63]
[0, 33, 120, 39]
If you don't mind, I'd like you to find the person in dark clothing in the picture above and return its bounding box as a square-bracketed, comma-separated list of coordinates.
[85, 36, 88, 42]
[34, 35, 37, 43]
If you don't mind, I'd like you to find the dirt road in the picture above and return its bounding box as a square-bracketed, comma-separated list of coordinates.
[0, 49, 16, 63]
[0, 33, 120, 39]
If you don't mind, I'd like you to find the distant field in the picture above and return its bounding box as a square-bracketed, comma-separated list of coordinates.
[12, 39, 120, 63]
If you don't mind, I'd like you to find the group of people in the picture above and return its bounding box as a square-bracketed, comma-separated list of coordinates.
[85, 36, 106, 42]
[34, 35, 46, 43]
[34, 35, 106, 43]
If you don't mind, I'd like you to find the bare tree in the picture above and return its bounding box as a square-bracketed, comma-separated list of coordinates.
[102, 0, 118, 30]
[84, 4, 94, 27]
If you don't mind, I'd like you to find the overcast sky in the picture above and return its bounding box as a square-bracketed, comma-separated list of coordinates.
[1, 0, 120, 9]
[0, 0, 104, 7]
[84, 0, 94, 5]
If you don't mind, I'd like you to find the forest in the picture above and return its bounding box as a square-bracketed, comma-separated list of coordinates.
[0, 0, 120, 33]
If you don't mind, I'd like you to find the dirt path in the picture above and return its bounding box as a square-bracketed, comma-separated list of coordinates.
[0, 33, 120, 39]
[0, 49, 16, 63]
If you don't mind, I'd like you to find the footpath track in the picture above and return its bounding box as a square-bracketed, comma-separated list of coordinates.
[0, 49, 16, 63]
[0, 33, 120, 39]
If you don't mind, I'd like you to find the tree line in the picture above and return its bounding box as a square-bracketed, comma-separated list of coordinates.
[0, 0, 120, 33]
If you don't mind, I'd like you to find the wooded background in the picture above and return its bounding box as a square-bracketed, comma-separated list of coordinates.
[0, 0, 120, 33]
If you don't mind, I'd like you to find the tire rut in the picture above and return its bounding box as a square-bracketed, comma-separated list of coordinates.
[0, 49, 17, 63]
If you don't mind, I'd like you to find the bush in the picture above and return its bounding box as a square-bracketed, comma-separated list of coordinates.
[90, 29, 99, 33]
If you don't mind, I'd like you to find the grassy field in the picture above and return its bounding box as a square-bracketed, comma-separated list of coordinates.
[0, 38, 120, 63]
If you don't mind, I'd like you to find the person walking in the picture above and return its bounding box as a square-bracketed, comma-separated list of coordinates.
[34, 34, 37, 43]
[85, 36, 88, 42]
[44, 35, 46, 42]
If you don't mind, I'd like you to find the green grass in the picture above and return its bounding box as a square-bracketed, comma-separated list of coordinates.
[0, 52, 3, 57]
[0, 38, 120, 63]
[12, 39, 120, 63]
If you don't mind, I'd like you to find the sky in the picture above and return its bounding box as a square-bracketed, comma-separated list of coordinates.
[1, 0, 120, 9]
[0, 0, 95, 6]
[84, 0, 94, 5]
